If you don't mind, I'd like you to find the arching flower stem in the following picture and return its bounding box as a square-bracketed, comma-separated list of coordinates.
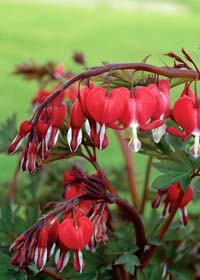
[80, 149, 118, 195]
[33, 63, 200, 125]
[105, 193, 147, 262]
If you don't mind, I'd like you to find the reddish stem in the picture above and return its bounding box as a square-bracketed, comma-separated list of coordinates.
[115, 130, 139, 210]
[140, 156, 153, 214]
[34, 63, 199, 123]
[80, 145, 117, 195]
[106, 194, 147, 252]
[141, 190, 185, 269]
[42, 268, 65, 280]
[91, 160, 118, 195]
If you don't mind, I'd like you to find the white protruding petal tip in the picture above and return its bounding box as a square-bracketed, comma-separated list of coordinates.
[128, 123, 141, 152]
[99, 124, 106, 150]
[85, 119, 91, 137]
[45, 126, 52, 151]
[128, 138, 141, 152]
[190, 132, 200, 158]
[152, 124, 166, 143]
[67, 127, 72, 151]
[55, 249, 60, 265]
[50, 243, 56, 257]
[78, 250, 83, 273]
[77, 128, 82, 147]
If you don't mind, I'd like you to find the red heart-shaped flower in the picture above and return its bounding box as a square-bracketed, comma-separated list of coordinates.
[85, 87, 127, 125]
[173, 96, 196, 135]
[58, 216, 94, 250]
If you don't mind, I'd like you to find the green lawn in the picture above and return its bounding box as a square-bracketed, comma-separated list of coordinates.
[1, 0, 200, 184]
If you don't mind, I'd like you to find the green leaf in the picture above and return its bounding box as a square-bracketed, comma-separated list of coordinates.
[115, 253, 140, 275]
[0, 199, 12, 232]
[151, 150, 193, 191]
[151, 175, 177, 190]
[15, 271, 27, 280]
[192, 178, 200, 193]
[0, 114, 18, 154]
[137, 270, 149, 280]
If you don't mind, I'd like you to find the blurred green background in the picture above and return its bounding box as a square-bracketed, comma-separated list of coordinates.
[1, 0, 200, 186]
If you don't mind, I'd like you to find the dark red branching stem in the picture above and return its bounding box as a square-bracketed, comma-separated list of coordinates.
[105, 194, 146, 251]
[8, 160, 20, 202]
[91, 159, 118, 195]
[42, 268, 66, 280]
[80, 143, 118, 195]
[115, 130, 139, 210]
[34, 63, 200, 123]
[140, 156, 153, 214]
[141, 189, 185, 269]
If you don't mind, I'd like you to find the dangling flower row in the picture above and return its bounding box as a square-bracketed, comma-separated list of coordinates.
[10, 171, 110, 273]
[67, 80, 170, 152]
[8, 78, 200, 176]
[8, 90, 67, 174]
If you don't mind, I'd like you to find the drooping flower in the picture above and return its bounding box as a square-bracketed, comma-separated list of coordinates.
[57, 216, 94, 273]
[9, 97, 67, 173]
[8, 120, 33, 154]
[147, 79, 170, 143]
[152, 183, 193, 225]
[67, 99, 84, 151]
[118, 86, 163, 152]
[167, 89, 200, 158]
[85, 86, 128, 149]
[45, 104, 67, 150]
[10, 218, 60, 270]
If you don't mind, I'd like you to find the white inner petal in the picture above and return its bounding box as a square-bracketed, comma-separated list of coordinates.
[77, 129, 83, 148]
[66, 127, 72, 151]
[128, 122, 141, 152]
[85, 119, 91, 137]
[152, 123, 166, 143]
[53, 129, 60, 146]
[99, 124, 106, 150]
[190, 131, 200, 158]
[45, 126, 52, 151]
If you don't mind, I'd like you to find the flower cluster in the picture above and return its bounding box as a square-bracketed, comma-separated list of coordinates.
[152, 183, 193, 225]
[8, 90, 67, 173]
[10, 170, 110, 273]
[9, 78, 200, 176]
[67, 80, 170, 152]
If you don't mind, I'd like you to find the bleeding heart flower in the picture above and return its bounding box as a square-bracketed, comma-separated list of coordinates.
[8, 120, 33, 154]
[58, 216, 94, 251]
[84, 86, 128, 149]
[21, 142, 38, 174]
[34, 218, 59, 271]
[67, 99, 84, 151]
[167, 92, 200, 158]
[119, 86, 163, 152]
[167, 183, 193, 225]
[45, 104, 67, 150]
[152, 183, 193, 225]
[147, 80, 170, 143]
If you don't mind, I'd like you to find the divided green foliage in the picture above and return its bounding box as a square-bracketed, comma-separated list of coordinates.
[0, 114, 17, 153]
[151, 150, 194, 191]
